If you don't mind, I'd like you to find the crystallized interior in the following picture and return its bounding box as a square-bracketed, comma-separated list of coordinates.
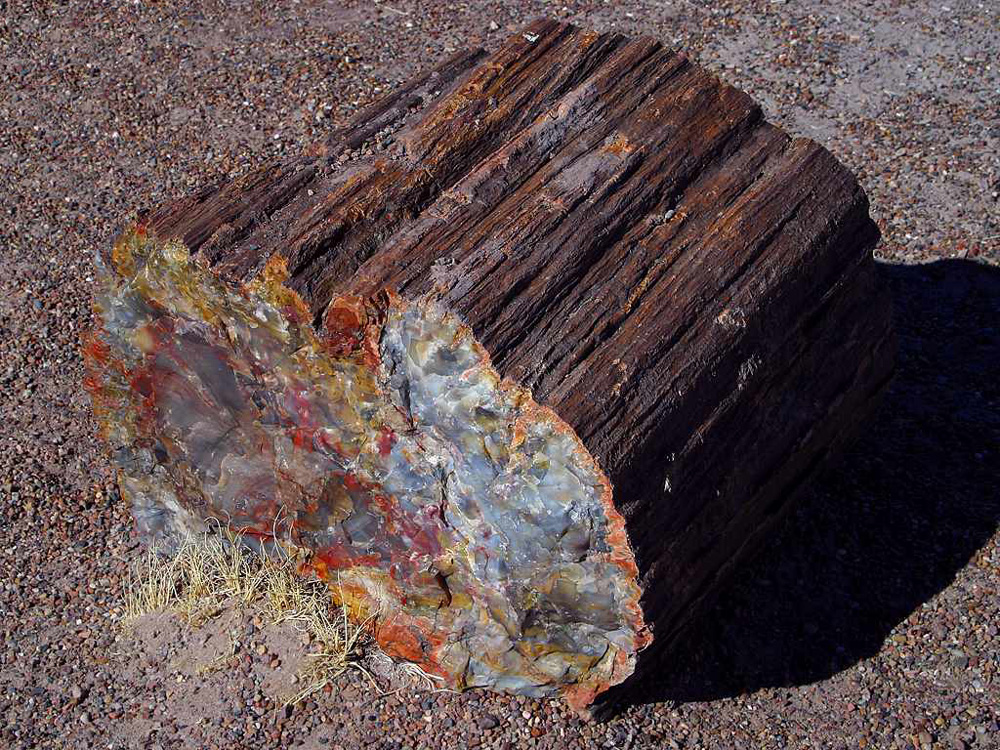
[84, 227, 648, 708]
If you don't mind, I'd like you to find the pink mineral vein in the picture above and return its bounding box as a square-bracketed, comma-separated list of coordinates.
[83, 225, 650, 709]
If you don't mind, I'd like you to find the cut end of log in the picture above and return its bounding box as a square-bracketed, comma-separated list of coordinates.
[83, 226, 650, 710]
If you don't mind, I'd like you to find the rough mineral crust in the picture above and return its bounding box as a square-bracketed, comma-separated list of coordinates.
[83, 225, 649, 710]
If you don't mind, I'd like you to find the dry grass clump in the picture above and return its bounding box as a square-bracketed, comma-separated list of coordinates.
[121, 532, 374, 704]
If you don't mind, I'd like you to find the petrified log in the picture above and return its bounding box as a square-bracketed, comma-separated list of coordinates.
[84, 19, 895, 712]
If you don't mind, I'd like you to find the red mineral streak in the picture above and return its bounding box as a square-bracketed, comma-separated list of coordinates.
[322, 295, 369, 357]
[377, 426, 397, 457]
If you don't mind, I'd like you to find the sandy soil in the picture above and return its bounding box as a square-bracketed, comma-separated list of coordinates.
[1, 1, 998, 748]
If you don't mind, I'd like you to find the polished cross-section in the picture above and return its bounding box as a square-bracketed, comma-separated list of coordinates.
[84, 227, 649, 710]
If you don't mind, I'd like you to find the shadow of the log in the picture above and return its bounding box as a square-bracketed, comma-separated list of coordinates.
[632, 257, 1000, 707]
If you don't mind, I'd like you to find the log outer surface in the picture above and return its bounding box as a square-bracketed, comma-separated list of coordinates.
[147, 19, 896, 706]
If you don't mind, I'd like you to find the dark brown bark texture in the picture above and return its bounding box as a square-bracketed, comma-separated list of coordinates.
[147, 19, 896, 707]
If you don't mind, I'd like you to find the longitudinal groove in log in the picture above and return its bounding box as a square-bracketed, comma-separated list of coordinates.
[143, 17, 896, 709]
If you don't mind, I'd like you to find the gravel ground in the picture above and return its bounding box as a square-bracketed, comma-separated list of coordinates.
[1, 1, 998, 748]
